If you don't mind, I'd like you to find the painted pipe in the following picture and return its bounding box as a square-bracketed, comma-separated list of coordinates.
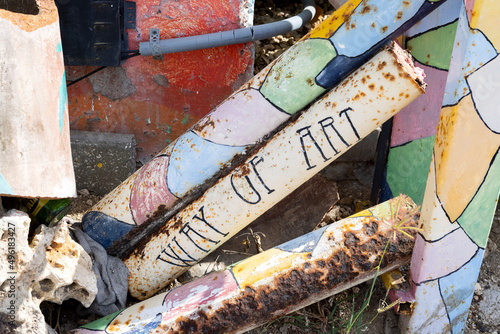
[140, 0, 316, 57]
[124, 42, 426, 300]
[83, 0, 448, 254]
[378, 0, 463, 206]
[70, 195, 420, 334]
[400, 1, 500, 332]
[0, 0, 77, 198]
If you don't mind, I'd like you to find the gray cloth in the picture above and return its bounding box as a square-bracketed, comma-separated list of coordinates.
[71, 224, 129, 316]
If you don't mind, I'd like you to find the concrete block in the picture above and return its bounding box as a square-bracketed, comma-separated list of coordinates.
[70, 131, 136, 196]
[0, 0, 76, 198]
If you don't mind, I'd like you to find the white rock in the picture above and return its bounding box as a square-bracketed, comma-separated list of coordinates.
[475, 282, 483, 295]
[0, 210, 97, 333]
[78, 189, 90, 197]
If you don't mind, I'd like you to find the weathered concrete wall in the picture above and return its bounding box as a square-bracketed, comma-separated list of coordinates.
[70, 131, 136, 196]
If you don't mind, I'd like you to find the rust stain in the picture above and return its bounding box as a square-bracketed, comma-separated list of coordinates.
[383, 73, 396, 81]
[360, 5, 371, 14]
[108, 318, 121, 332]
[234, 164, 252, 177]
[193, 117, 216, 134]
[381, 26, 388, 33]
[171, 216, 184, 231]
[377, 61, 387, 71]
[396, 11, 403, 20]
[0, 0, 58, 32]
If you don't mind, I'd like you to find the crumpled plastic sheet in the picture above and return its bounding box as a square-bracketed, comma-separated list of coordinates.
[69, 220, 129, 317]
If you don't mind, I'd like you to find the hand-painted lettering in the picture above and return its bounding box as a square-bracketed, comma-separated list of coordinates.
[191, 206, 228, 237]
[249, 156, 275, 195]
[231, 155, 274, 205]
[180, 223, 219, 253]
[231, 173, 262, 204]
[297, 125, 331, 170]
[339, 107, 360, 140]
[157, 237, 199, 267]
[318, 117, 344, 152]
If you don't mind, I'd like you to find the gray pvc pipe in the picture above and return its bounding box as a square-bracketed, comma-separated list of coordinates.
[140, 0, 316, 57]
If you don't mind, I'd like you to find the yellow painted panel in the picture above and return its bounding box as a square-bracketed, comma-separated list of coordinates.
[470, 0, 500, 50]
[435, 94, 500, 222]
[231, 248, 308, 287]
[349, 209, 374, 218]
[309, 0, 363, 39]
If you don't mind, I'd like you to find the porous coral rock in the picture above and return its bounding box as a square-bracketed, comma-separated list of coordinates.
[0, 210, 97, 334]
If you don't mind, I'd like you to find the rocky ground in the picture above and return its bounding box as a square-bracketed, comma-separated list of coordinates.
[22, 0, 500, 332]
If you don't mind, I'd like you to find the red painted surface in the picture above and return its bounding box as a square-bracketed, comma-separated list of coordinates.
[67, 0, 254, 163]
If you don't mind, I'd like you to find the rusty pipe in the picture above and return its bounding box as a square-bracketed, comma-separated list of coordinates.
[70, 195, 420, 334]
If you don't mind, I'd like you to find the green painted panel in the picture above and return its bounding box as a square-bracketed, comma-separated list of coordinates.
[260, 38, 335, 114]
[386, 136, 435, 206]
[406, 21, 458, 70]
[81, 310, 121, 330]
[458, 149, 500, 248]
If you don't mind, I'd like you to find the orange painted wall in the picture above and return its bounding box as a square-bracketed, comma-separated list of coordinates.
[66, 0, 254, 163]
